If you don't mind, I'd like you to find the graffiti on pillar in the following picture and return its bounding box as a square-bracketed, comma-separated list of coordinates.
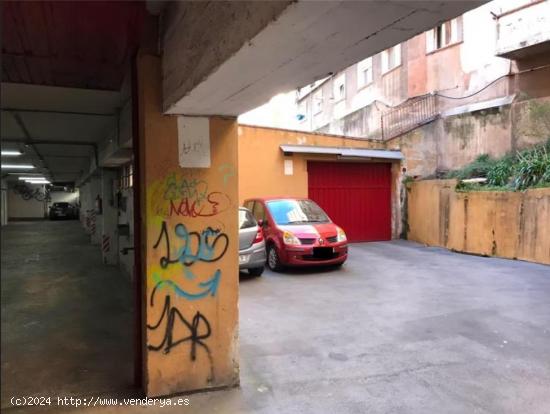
[218, 164, 235, 186]
[153, 221, 228, 267]
[149, 220, 227, 299]
[150, 173, 231, 218]
[146, 166, 235, 383]
[151, 269, 220, 300]
[147, 292, 214, 379]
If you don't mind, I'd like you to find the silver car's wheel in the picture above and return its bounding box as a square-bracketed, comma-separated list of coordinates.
[267, 244, 282, 271]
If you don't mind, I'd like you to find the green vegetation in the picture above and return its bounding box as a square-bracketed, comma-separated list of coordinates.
[446, 139, 550, 192]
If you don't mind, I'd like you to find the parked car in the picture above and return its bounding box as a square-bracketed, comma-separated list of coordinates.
[239, 207, 266, 276]
[243, 197, 348, 271]
[49, 202, 77, 220]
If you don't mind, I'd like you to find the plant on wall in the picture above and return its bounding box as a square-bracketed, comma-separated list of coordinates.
[486, 155, 514, 187]
[514, 143, 550, 190]
[446, 154, 495, 181]
[446, 139, 550, 191]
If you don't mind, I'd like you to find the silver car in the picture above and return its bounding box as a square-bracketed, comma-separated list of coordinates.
[239, 207, 266, 276]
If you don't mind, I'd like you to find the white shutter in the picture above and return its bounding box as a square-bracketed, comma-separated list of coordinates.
[426, 29, 435, 53]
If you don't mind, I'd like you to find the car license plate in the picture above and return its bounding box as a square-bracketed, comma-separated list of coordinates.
[239, 255, 250, 264]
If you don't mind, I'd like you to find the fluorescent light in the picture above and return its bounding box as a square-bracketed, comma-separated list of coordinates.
[25, 180, 50, 184]
[2, 164, 35, 169]
[19, 176, 46, 181]
[8, 172, 42, 176]
[1, 150, 22, 156]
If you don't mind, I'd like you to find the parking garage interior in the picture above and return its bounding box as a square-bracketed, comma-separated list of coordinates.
[1, 1, 147, 407]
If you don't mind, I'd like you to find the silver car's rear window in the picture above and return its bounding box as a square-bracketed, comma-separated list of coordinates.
[239, 209, 257, 229]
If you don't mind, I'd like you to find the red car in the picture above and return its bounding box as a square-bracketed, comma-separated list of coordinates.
[243, 197, 348, 271]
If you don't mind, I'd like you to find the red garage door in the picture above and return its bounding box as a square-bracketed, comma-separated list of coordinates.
[307, 161, 391, 242]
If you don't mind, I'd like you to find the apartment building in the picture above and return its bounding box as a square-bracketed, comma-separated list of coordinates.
[296, 0, 550, 142]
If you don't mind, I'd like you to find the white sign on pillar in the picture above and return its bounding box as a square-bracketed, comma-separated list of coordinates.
[177, 116, 211, 168]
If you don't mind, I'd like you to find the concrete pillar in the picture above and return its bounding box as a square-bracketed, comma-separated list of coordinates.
[1, 179, 8, 226]
[137, 53, 239, 397]
[101, 169, 119, 265]
[79, 183, 91, 233]
[90, 176, 102, 245]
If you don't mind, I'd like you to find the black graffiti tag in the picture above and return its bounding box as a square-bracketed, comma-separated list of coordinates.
[147, 293, 212, 361]
[153, 221, 229, 268]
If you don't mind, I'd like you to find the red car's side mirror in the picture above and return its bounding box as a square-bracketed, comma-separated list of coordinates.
[257, 219, 264, 227]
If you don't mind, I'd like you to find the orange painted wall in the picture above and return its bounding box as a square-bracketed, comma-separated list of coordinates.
[138, 53, 239, 397]
[238, 125, 386, 204]
[407, 180, 550, 265]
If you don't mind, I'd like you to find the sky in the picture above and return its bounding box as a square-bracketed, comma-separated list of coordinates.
[238, 91, 305, 131]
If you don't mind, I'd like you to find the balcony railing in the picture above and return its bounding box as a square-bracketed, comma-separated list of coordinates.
[381, 94, 438, 140]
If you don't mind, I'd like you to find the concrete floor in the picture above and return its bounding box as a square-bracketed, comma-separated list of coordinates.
[2, 222, 550, 413]
[1, 221, 134, 410]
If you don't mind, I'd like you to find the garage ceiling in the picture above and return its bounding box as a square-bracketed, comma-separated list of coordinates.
[2, 1, 146, 90]
[1, 83, 123, 183]
[1, 1, 148, 184]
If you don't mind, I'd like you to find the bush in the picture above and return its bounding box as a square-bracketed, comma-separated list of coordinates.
[486, 155, 515, 187]
[514, 145, 550, 190]
[447, 154, 495, 180]
[445, 138, 550, 191]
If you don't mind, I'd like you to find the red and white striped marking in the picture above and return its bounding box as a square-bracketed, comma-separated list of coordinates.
[102, 235, 110, 253]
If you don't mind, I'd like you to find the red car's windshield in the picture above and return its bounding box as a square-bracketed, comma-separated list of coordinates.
[266, 199, 330, 225]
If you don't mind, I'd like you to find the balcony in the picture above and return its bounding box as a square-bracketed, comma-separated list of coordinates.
[495, 0, 550, 60]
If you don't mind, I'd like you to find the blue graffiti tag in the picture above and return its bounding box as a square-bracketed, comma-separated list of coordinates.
[152, 269, 221, 302]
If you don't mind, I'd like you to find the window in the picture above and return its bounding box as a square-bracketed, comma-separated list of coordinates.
[357, 57, 373, 88]
[266, 199, 330, 225]
[381, 44, 401, 74]
[239, 209, 257, 229]
[313, 89, 323, 114]
[333, 74, 346, 102]
[426, 17, 463, 53]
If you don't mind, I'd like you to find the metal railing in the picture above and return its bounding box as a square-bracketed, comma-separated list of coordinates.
[381, 94, 438, 140]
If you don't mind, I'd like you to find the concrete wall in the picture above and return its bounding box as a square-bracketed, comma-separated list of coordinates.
[386, 96, 550, 177]
[48, 189, 79, 208]
[138, 53, 239, 396]
[495, 0, 550, 58]
[7, 183, 47, 219]
[161, 1, 292, 113]
[407, 180, 550, 265]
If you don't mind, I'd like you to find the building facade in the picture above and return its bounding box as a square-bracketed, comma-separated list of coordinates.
[296, 0, 550, 143]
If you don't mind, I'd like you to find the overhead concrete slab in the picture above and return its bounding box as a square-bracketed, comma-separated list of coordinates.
[163, 0, 485, 116]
